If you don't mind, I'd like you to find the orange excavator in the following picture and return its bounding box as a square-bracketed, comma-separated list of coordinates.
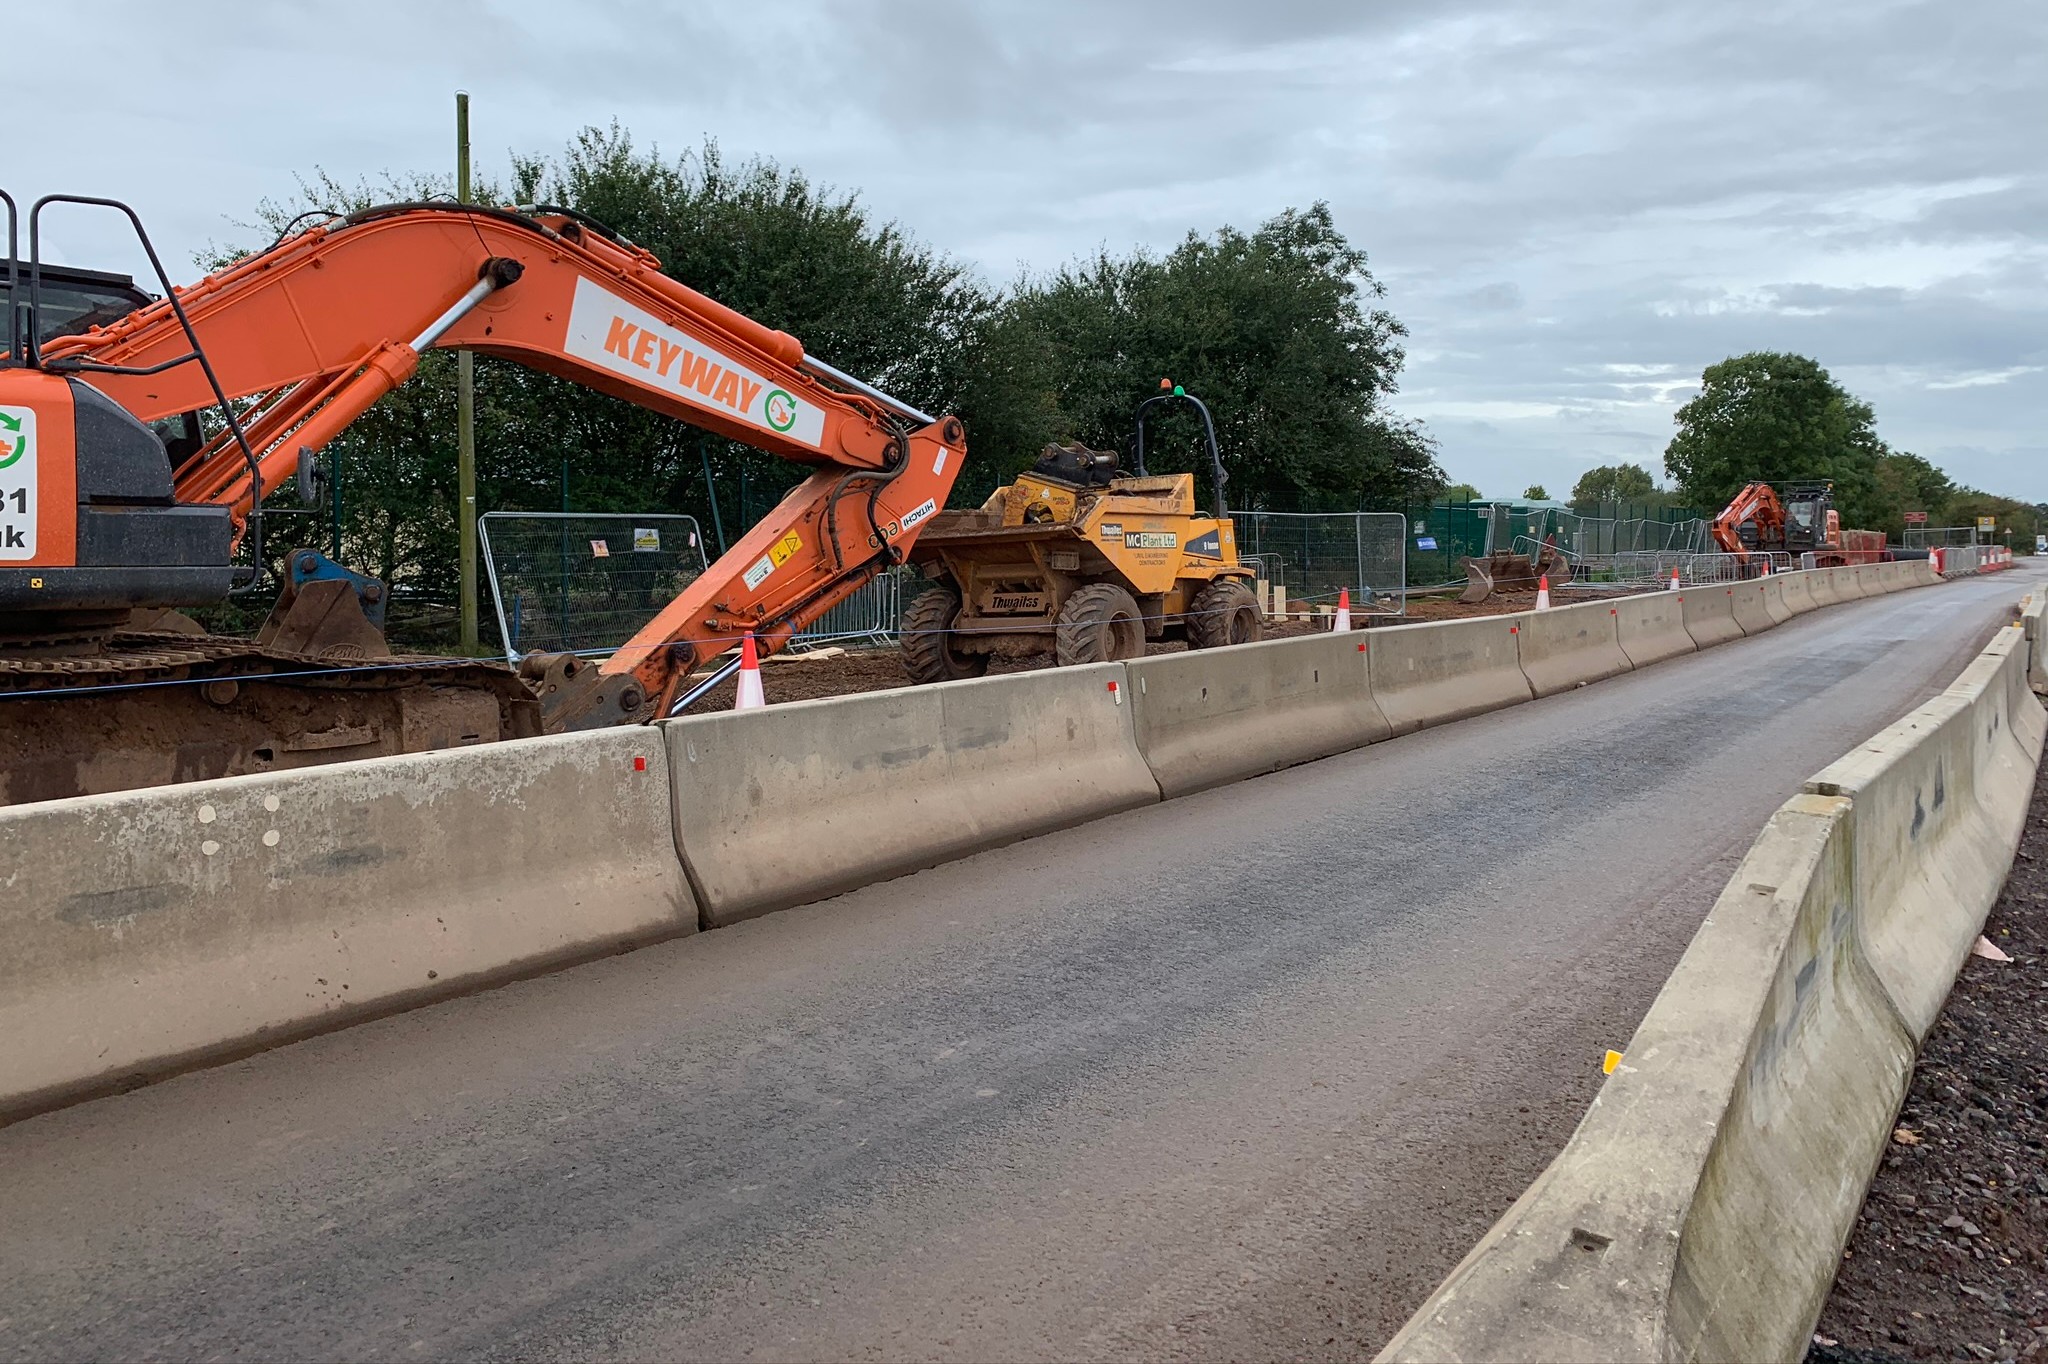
[0, 191, 964, 802]
[1710, 480, 1884, 569]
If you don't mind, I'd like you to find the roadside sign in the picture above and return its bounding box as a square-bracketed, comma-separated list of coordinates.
[1903, 510, 1927, 524]
[1978, 516, 1998, 532]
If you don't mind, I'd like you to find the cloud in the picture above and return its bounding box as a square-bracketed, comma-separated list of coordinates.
[8, 0, 2043, 501]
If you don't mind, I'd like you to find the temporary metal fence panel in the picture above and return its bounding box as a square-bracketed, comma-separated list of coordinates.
[1596, 549, 1795, 586]
[1231, 512, 1407, 615]
[1510, 513, 1713, 565]
[1904, 525, 1978, 549]
[1400, 504, 1494, 586]
[789, 567, 919, 649]
[479, 512, 709, 664]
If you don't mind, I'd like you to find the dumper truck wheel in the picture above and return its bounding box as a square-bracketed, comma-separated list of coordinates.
[1187, 579, 1263, 649]
[1055, 583, 1146, 667]
[901, 587, 989, 685]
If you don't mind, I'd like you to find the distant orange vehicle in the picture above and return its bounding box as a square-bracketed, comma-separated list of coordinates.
[1710, 480, 1884, 569]
[0, 190, 963, 799]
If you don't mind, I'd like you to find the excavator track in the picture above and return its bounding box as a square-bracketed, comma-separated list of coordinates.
[0, 633, 541, 808]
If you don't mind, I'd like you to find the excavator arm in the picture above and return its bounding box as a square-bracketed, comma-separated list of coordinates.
[1709, 481, 1784, 562]
[37, 204, 965, 723]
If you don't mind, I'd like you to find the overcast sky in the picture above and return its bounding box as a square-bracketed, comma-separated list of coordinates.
[14, 0, 2044, 502]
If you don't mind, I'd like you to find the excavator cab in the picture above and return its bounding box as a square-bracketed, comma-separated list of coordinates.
[1781, 482, 1834, 555]
[5, 259, 153, 346]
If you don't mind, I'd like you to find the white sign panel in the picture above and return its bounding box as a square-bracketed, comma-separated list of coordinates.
[561, 276, 826, 451]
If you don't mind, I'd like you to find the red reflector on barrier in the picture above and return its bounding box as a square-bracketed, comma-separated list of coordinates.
[633, 756, 647, 772]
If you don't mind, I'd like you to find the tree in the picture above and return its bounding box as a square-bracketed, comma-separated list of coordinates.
[1570, 462, 1656, 504]
[1442, 482, 1484, 503]
[1663, 352, 1884, 525]
[1945, 490, 2039, 550]
[1001, 203, 1443, 510]
[1866, 451, 1957, 540]
[1522, 484, 1549, 501]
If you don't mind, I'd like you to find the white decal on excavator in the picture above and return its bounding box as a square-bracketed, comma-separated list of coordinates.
[561, 277, 826, 450]
[0, 405, 37, 561]
[900, 498, 937, 531]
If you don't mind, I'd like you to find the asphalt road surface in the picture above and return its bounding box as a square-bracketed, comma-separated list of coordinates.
[2, 568, 2036, 1363]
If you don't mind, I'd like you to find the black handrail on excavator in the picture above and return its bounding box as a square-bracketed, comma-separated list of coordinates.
[24, 193, 270, 593]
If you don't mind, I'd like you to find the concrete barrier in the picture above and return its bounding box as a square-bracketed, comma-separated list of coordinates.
[0, 728, 692, 1120]
[1875, 561, 1906, 593]
[1757, 575, 1794, 625]
[1511, 601, 1634, 698]
[1730, 578, 1777, 634]
[1382, 625, 2045, 1363]
[1125, 632, 1389, 798]
[1379, 794, 1911, 1364]
[1777, 571, 1818, 615]
[1805, 568, 1843, 608]
[665, 665, 1160, 927]
[1613, 590, 1696, 669]
[1833, 565, 1870, 600]
[1802, 628, 2040, 1037]
[1954, 627, 2046, 806]
[1366, 615, 1533, 735]
[2019, 593, 2047, 693]
[1679, 586, 1744, 648]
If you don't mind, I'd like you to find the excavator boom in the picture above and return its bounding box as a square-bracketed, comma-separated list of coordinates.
[23, 201, 965, 721]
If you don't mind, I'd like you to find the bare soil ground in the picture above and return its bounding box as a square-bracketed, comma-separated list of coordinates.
[671, 586, 1615, 714]
[1810, 760, 2048, 1364]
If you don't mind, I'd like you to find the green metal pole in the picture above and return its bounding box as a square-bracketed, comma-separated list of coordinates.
[456, 90, 480, 655]
[699, 439, 728, 555]
[559, 459, 570, 648]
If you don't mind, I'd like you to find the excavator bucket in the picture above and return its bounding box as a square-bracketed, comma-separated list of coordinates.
[1460, 552, 1536, 598]
[1459, 541, 1575, 603]
[1459, 557, 1496, 603]
[255, 578, 386, 659]
[256, 549, 390, 660]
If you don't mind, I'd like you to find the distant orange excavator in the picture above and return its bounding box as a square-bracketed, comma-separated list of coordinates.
[1710, 480, 1886, 569]
[0, 190, 964, 802]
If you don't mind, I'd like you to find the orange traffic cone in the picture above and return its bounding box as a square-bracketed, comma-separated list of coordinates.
[1760, 558, 1773, 575]
[1536, 575, 1551, 610]
[734, 632, 766, 710]
[1668, 567, 1682, 592]
[1334, 587, 1352, 632]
